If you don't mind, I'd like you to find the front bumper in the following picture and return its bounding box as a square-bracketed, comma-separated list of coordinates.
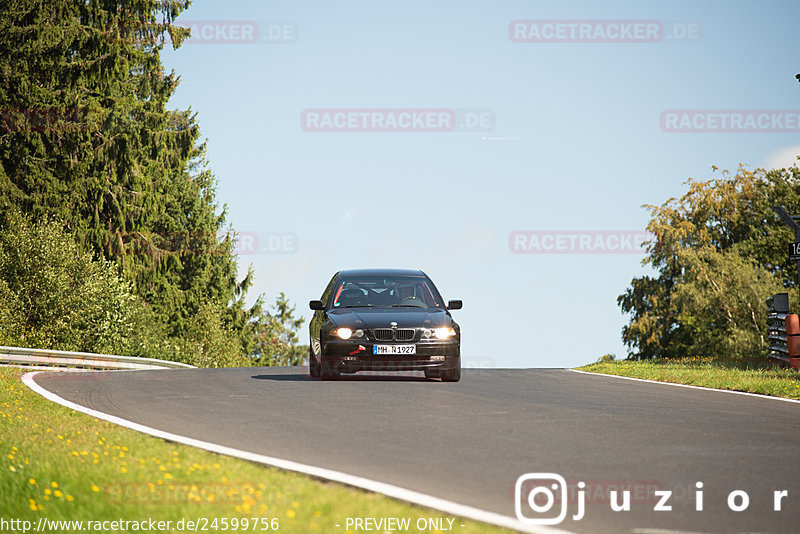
[320, 339, 460, 373]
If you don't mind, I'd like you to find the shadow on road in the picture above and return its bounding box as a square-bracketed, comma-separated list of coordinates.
[251, 372, 434, 382]
[251, 373, 313, 381]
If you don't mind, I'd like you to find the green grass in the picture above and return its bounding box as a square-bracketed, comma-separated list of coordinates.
[579, 357, 800, 399]
[0, 367, 515, 534]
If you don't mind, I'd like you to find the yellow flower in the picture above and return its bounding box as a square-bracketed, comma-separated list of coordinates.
[8, 466, 15, 472]
[91, 485, 99, 492]
[28, 478, 36, 485]
[54, 490, 63, 498]
[51, 482, 58, 488]
[286, 509, 296, 519]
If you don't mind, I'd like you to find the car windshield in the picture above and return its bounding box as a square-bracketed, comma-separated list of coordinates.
[331, 276, 442, 309]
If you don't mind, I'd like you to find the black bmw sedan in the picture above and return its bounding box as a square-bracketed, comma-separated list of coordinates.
[308, 269, 462, 381]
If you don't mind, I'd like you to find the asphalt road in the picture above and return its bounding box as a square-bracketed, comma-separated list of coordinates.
[32, 368, 800, 534]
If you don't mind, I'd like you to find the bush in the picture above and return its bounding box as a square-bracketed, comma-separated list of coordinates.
[176, 301, 250, 368]
[0, 212, 307, 368]
[0, 211, 136, 353]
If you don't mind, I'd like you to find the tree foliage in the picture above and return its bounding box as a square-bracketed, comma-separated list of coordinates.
[250, 293, 307, 366]
[619, 165, 800, 361]
[0, 0, 306, 366]
[0, 0, 240, 338]
[0, 210, 136, 353]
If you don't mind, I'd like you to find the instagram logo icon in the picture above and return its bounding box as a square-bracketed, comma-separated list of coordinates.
[515, 473, 584, 525]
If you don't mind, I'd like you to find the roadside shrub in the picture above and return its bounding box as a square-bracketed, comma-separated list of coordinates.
[0, 211, 136, 353]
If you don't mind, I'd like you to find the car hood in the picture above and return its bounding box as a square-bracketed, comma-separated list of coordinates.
[328, 307, 453, 329]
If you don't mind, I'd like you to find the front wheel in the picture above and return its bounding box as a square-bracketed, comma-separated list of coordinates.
[309, 347, 320, 378]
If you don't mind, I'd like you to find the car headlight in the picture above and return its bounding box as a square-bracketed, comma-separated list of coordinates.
[335, 328, 364, 340]
[431, 327, 456, 340]
[336, 328, 352, 340]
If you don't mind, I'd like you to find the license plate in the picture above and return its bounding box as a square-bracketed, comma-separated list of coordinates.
[373, 344, 416, 355]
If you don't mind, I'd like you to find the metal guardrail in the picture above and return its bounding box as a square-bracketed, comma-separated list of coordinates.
[0, 345, 195, 371]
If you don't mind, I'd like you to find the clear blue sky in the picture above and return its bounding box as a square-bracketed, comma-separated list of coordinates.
[161, 0, 800, 368]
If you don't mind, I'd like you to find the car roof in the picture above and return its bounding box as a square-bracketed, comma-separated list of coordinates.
[337, 268, 427, 278]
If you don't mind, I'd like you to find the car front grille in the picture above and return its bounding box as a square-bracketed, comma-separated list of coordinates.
[394, 329, 415, 341]
[372, 328, 415, 341]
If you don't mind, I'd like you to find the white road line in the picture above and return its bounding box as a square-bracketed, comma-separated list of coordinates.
[22, 371, 575, 534]
[631, 529, 715, 534]
[569, 369, 800, 405]
[631, 529, 717, 534]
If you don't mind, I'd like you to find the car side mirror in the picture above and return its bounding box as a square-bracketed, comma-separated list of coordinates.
[309, 300, 325, 311]
[447, 300, 462, 310]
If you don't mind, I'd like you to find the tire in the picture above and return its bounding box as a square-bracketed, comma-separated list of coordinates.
[439, 362, 461, 382]
[309, 347, 320, 378]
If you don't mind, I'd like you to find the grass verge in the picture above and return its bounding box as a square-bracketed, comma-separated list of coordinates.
[578, 357, 800, 400]
[1, 367, 515, 533]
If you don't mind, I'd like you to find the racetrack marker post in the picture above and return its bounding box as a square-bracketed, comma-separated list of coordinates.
[773, 205, 800, 305]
